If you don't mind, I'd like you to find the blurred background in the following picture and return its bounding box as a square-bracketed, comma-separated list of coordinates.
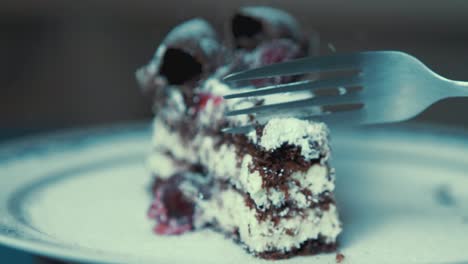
[1, 0, 468, 262]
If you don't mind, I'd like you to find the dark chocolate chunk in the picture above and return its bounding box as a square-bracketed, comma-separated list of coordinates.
[232, 13, 264, 49]
[159, 48, 203, 85]
[137, 19, 224, 99]
[231, 6, 307, 51]
[285, 228, 296, 236]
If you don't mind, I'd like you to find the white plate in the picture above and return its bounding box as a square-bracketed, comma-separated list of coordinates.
[0, 123, 468, 264]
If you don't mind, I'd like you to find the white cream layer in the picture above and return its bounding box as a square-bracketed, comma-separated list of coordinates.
[149, 118, 334, 209]
[195, 188, 341, 253]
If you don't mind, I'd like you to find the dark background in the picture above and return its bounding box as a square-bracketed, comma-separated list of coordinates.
[1, 0, 468, 262]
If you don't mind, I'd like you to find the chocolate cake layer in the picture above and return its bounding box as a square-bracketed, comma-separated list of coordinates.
[157, 108, 331, 204]
[150, 171, 336, 227]
[257, 237, 337, 260]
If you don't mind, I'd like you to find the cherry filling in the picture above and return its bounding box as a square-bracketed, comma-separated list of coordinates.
[159, 48, 203, 85]
[148, 176, 195, 235]
[258, 41, 299, 65]
[250, 40, 302, 86]
[194, 93, 224, 111]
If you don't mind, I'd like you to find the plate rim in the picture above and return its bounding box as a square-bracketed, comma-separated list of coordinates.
[1, 121, 468, 263]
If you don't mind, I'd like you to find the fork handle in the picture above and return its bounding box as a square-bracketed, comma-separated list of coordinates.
[445, 79, 468, 97]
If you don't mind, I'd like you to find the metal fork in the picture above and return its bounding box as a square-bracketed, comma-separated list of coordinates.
[222, 51, 468, 133]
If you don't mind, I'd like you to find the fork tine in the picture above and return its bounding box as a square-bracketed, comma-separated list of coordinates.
[223, 107, 364, 134]
[223, 53, 361, 82]
[308, 93, 362, 107]
[224, 75, 362, 99]
[311, 109, 365, 125]
[226, 93, 363, 117]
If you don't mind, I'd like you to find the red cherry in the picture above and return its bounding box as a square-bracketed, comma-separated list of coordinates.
[260, 43, 293, 65]
[153, 222, 192, 235]
[148, 176, 195, 235]
[249, 40, 302, 86]
[153, 223, 171, 235]
[147, 190, 167, 219]
[196, 93, 224, 111]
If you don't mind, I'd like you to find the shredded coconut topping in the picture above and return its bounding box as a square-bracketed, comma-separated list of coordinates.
[164, 18, 218, 54]
[253, 118, 328, 160]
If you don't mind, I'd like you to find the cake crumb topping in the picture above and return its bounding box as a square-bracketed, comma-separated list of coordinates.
[251, 118, 328, 160]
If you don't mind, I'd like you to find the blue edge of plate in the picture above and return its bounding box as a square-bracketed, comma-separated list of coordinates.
[0, 123, 150, 263]
[0, 129, 51, 263]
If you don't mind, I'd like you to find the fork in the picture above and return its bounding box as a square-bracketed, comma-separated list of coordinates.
[222, 51, 468, 133]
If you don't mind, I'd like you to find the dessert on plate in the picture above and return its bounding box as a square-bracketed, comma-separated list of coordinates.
[136, 6, 342, 259]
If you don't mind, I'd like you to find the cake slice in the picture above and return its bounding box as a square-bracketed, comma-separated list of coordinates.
[137, 6, 342, 259]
